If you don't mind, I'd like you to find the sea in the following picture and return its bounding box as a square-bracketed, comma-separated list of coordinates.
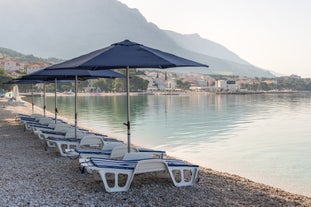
[27, 92, 311, 197]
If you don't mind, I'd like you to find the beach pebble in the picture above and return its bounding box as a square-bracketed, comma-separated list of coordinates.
[0, 100, 310, 206]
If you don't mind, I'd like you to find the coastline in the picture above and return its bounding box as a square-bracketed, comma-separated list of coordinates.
[19, 90, 309, 98]
[1, 97, 310, 206]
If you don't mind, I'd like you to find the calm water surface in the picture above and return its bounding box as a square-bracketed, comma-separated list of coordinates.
[28, 93, 311, 196]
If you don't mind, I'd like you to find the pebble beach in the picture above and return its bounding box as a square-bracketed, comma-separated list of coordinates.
[1, 98, 310, 207]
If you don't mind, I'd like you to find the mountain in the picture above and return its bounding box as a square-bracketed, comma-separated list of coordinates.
[164, 30, 250, 66]
[0, 0, 274, 77]
[0, 47, 63, 64]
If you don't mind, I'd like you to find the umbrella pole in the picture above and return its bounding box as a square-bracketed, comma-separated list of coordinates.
[43, 83, 46, 117]
[54, 78, 58, 124]
[75, 75, 78, 139]
[126, 67, 131, 153]
[31, 83, 34, 114]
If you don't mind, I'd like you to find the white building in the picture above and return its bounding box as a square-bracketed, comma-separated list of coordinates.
[4, 60, 18, 72]
[197, 79, 208, 87]
[154, 79, 166, 90]
[26, 63, 50, 74]
[215, 80, 240, 92]
[165, 80, 176, 90]
[215, 80, 227, 89]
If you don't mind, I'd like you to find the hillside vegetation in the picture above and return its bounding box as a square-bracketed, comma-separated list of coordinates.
[0, 47, 63, 63]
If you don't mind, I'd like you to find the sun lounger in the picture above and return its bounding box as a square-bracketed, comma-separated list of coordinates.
[46, 134, 123, 157]
[84, 157, 199, 192]
[65, 135, 124, 157]
[46, 137, 82, 156]
[24, 117, 57, 131]
[33, 122, 71, 135]
[44, 129, 91, 155]
[20, 114, 67, 132]
[77, 145, 167, 176]
[16, 113, 42, 122]
[76, 144, 165, 162]
[18, 114, 44, 125]
[40, 125, 107, 140]
[35, 124, 73, 140]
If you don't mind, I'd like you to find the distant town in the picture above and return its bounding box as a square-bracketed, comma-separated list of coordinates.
[1, 52, 311, 94]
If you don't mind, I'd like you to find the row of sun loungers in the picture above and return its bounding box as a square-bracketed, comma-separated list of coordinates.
[16, 113, 200, 192]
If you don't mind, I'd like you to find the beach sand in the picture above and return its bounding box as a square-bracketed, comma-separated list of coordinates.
[0, 98, 310, 206]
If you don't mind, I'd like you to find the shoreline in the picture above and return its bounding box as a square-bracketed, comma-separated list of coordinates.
[19, 90, 310, 98]
[1, 97, 310, 206]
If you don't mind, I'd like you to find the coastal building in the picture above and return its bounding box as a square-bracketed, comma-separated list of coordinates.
[197, 79, 208, 87]
[0, 55, 51, 74]
[189, 85, 208, 92]
[215, 80, 240, 92]
[26, 62, 50, 74]
[141, 76, 158, 91]
[215, 80, 227, 89]
[17, 62, 27, 73]
[165, 80, 176, 90]
[154, 79, 165, 90]
[4, 60, 18, 72]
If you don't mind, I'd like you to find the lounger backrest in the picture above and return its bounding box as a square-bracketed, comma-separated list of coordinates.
[110, 145, 138, 159]
[47, 122, 56, 128]
[123, 152, 153, 160]
[38, 117, 53, 125]
[54, 124, 71, 133]
[134, 159, 167, 174]
[65, 128, 86, 138]
[79, 135, 104, 148]
[101, 141, 124, 151]
[31, 114, 43, 119]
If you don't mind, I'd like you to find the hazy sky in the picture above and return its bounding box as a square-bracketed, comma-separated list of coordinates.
[119, 0, 311, 77]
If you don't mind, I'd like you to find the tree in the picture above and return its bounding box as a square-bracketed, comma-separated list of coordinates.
[94, 79, 115, 92]
[0, 68, 12, 90]
[176, 79, 190, 90]
[130, 75, 148, 91]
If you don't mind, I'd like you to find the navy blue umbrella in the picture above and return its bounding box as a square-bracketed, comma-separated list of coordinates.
[47, 39, 208, 69]
[18, 68, 125, 138]
[46, 39, 208, 152]
[22, 68, 124, 80]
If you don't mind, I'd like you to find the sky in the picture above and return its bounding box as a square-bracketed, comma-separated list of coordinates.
[119, 0, 311, 77]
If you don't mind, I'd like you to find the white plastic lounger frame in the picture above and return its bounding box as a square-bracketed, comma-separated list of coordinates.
[65, 135, 111, 157]
[45, 128, 86, 148]
[17, 113, 43, 122]
[88, 158, 199, 192]
[36, 124, 72, 140]
[77, 145, 165, 161]
[47, 134, 121, 157]
[32, 122, 70, 135]
[47, 137, 81, 156]
[24, 117, 55, 131]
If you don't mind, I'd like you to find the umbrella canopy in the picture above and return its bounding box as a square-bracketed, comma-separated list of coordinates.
[21, 68, 125, 80]
[45, 39, 208, 152]
[47, 39, 208, 70]
[18, 68, 125, 138]
[6, 78, 46, 84]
